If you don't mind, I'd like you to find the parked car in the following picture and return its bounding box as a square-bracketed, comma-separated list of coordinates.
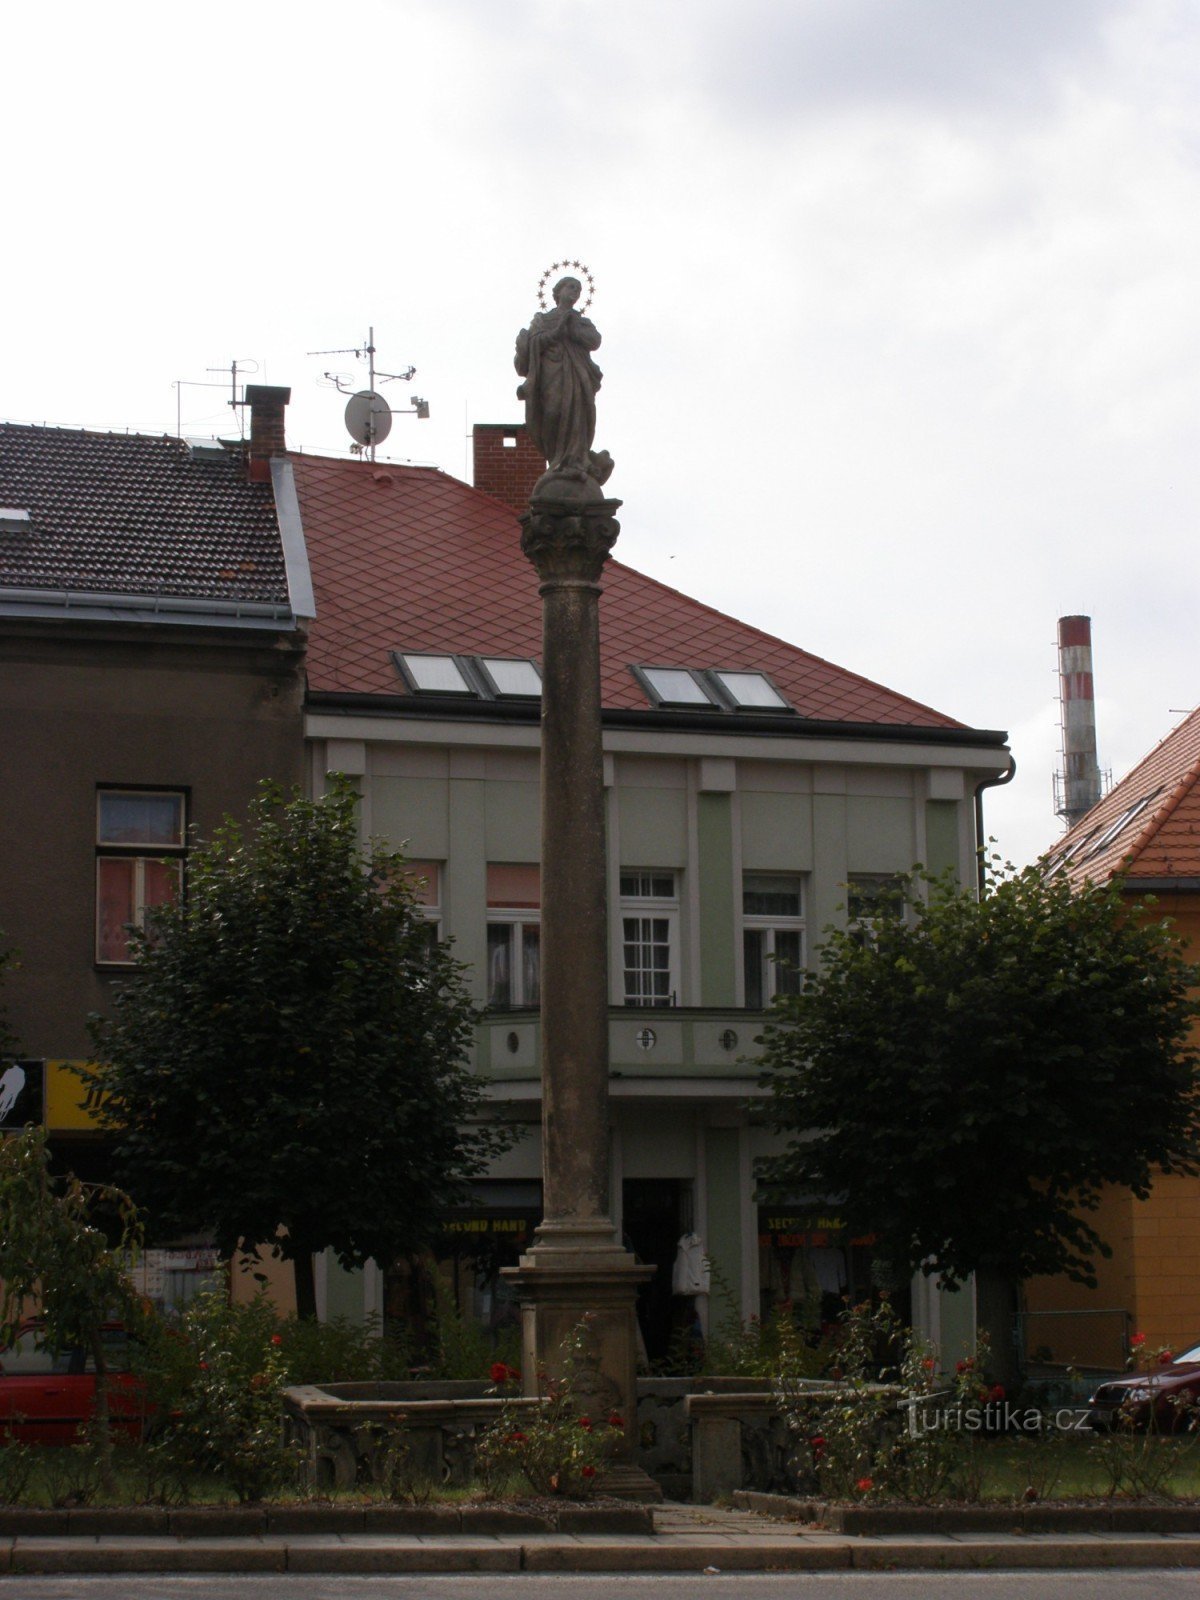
[1087, 1340, 1200, 1433]
[0, 1321, 144, 1444]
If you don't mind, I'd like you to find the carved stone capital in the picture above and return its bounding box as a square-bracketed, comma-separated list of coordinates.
[520, 498, 622, 586]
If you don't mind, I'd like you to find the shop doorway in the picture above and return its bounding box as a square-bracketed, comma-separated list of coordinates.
[622, 1178, 689, 1365]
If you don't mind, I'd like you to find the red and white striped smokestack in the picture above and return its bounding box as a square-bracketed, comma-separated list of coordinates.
[1057, 615, 1103, 827]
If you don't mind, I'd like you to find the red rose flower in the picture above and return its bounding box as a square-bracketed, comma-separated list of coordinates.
[988, 1384, 1005, 1403]
[577, 1415, 593, 1431]
[921, 1358, 935, 1372]
[1130, 1332, 1146, 1348]
[490, 1362, 519, 1384]
[607, 1412, 624, 1428]
[581, 1465, 596, 1479]
[271, 1334, 283, 1346]
[506, 1431, 526, 1444]
[856, 1477, 873, 1492]
[1160, 1350, 1174, 1364]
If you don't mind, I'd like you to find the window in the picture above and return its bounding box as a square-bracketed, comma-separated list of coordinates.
[477, 658, 542, 699]
[619, 871, 678, 1006]
[742, 873, 805, 1008]
[486, 864, 540, 1008]
[393, 652, 475, 695]
[710, 670, 791, 712]
[402, 861, 443, 949]
[847, 873, 906, 944]
[633, 667, 719, 709]
[96, 789, 186, 964]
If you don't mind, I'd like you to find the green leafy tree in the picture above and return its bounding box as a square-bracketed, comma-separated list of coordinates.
[0, 1127, 143, 1491]
[85, 778, 511, 1320]
[759, 862, 1200, 1309]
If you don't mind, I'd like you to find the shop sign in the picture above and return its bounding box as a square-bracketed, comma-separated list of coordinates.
[0, 1060, 44, 1130]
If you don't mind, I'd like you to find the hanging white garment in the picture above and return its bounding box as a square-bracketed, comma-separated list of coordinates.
[671, 1232, 711, 1295]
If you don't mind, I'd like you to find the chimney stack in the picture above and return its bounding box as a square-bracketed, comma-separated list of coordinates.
[246, 385, 291, 483]
[472, 424, 546, 513]
[1056, 614, 1104, 827]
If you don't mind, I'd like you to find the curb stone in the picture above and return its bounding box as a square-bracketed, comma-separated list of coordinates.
[731, 1490, 1200, 1537]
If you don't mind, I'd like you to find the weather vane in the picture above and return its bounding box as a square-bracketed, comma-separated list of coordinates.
[536, 259, 595, 313]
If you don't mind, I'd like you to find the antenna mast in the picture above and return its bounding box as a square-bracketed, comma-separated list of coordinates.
[308, 328, 427, 461]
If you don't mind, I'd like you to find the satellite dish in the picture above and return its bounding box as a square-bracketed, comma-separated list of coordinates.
[344, 390, 392, 447]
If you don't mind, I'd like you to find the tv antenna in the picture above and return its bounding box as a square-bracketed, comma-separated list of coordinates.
[307, 327, 429, 460]
[172, 358, 259, 439]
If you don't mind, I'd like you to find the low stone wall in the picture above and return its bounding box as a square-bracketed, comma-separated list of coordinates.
[283, 1376, 785, 1499]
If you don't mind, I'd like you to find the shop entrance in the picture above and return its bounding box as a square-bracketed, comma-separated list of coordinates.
[622, 1178, 689, 1366]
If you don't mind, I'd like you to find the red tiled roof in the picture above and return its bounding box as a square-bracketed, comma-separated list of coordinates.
[293, 454, 962, 728]
[0, 424, 287, 604]
[1047, 707, 1200, 885]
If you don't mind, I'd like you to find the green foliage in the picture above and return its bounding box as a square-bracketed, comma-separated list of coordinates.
[275, 1310, 412, 1385]
[0, 1128, 144, 1490]
[693, 1255, 825, 1379]
[425, 1271, 521, 1381]
[136, 1290, 295, 1503]
[84, 777, 513, 1315]
[759, 861, 1200, 1288]
[476, 1320, 624, 1497]
[779, 1298, 1008, 1504]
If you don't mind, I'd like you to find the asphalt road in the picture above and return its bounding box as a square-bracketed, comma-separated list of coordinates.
[0, 1574, 1195, 1599]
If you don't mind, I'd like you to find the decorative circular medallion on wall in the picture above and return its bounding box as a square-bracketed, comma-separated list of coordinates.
[506, 1031, 520, 1054]
[719, 1029, 739, 1052]
[635, 1027, 657, 1052]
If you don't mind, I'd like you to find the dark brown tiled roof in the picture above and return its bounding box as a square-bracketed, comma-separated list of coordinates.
[294, 453, 964, 728]
[0, 424, 288, 605]
[1047, 707, 1200, 885]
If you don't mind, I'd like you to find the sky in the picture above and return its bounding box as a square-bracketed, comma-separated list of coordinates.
[6, 0, 1198, 869]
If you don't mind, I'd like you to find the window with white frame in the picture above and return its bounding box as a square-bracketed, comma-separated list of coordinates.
[486, 864, 540, 1007]
[95, 789, 186, 964]
[742, 873, 805, 1009]
[619, 871, 678, 1007]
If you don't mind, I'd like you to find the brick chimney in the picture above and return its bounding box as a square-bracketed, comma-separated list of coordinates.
[472, 424, 546, 513]
[246, 385, 291, 483]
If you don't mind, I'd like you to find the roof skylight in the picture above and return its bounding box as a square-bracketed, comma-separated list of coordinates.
[636, 667, 719, 708]
[711, 670, 790, 711]
[479, 657, 542, 698]
[394, 652, 475, 695]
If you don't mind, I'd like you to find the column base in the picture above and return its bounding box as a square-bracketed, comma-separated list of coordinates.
[500, 1250, 659, 1500]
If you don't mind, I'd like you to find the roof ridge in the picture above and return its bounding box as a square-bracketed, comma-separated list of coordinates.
[0, 420, 193, 446]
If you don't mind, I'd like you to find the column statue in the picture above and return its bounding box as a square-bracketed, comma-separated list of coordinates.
[515, 276, 614, 497]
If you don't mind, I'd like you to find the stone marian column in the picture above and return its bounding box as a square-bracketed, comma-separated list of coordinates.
[502, 276, 658, 1498]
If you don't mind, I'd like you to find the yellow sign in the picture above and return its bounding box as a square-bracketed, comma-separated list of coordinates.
[45, 1061, 103, 1131]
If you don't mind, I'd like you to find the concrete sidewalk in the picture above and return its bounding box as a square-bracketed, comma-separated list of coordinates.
[2, 1503, 1200, 1575]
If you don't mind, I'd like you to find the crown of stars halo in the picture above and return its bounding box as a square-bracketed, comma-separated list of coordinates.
[537, 260, 595, 312]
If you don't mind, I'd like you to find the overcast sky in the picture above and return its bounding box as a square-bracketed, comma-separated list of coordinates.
[7, 0, 1197, 868]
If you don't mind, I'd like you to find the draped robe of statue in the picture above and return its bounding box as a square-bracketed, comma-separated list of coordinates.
[515, 300, 609, 486]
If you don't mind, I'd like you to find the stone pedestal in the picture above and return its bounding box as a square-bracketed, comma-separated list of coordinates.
[501, 492, 659, 1498]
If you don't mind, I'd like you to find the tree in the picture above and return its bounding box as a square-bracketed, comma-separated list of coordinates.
[86, 778, 512, 1320]
[758, 862, 1200, 1302]
[0, 1127, 143, 1491]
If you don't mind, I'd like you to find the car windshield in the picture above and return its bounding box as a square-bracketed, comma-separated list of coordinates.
[1174, 1342, 1200, 1364]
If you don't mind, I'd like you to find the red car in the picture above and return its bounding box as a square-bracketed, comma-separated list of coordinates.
[0, 1321, 145, 1444]
[1087, 1340, 1200, 1433]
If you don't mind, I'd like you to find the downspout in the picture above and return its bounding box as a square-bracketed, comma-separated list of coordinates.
[974, 755, 1016, 897]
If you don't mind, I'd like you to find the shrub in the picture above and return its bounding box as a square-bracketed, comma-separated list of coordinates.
[476, 1320, 624, 1497]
